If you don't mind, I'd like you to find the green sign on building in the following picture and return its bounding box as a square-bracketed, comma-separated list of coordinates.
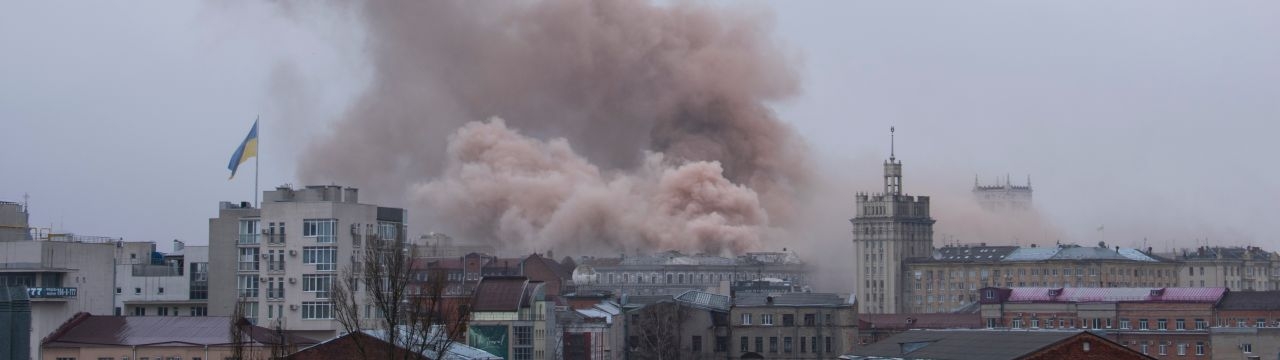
[468, 325, 509, 359]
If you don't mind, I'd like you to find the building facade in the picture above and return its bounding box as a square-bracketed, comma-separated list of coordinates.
[113, 240, 209, 317]
[973, 175, 1033, 212]
[208, 185, 406, 340]
[905, 244, 1180, 313]
[850, 141, 936, 314]
[466, 276, 555, 360]
[573, 251, 808, 297]
[729, 293, 859, 359]
[1177, 246, 1280, 291]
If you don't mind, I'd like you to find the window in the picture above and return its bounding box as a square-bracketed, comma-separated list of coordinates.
[804, 313, 816, 326]
[801, 337, 807, 353]
[1012, 319, 1023, 329]
[239, 302, 258, 322]
[302, 274, 334, 298]
[812, 336, 819, 353]
[378, 221, 399, 241]
[1259, 319, 1267, 327]
[1177, 343, 1187, 355]
[1158, 319, 1167, 330]
[783, 314, 795, 326]
[303, 247, 337, 271]
[1196, 319, 1208, 329]
[115, 287, 121, 294]
[513, 347, 531, 360]
[301, 301, 332, 319]
[740, 336, 749, 352]
[986, 318, 999, 328]
[238, 247, 260, 271]
[267, 277, 284, 299]
[133, 307, 145, 316]
[515, 326, 532, 346]
[825, 313, 833, 325]
[826, 336, 833, 353]
[769, 337, 778, 353]
[1159, 343, 1167, 355]
[237, 275, 259, 298]
[755, 337, 763, 353]
[157, 307, 169, 316]
[1176, 319, 1186, 330]
[239, 219, 260, 244]
[784, 337, 793, 353]
[762, 314, 774, 325]
[741, 313, 752, 325]
[1243, 343, 1253, 353]
[134, 287, 141, 295]
[715, 336, 727, 353]
[1196, 342, 1204, 355]
[1139, 319, 1149, 330]
[1140, 343, 1148, 354]
[158, 287, 164, 294]
[190, 306, 207, 316]
[1031, 318, 1040, 328]
[692, 336, 703, 352]
[303, 219, 337, 243]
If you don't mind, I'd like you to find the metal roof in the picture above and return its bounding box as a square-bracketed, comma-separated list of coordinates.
[998, 246, 1160, 262]
[844, 330, 1135, 360]
[43, 314, 315, 347]
[734, 293, 848, 307]
[674, 290, 730, 312]
[1006, 287, 1226, 303]
[1217, 291, 1280, 310]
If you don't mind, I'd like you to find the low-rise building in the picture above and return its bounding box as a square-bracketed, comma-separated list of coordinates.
[557, 296, 623, 360]
[624, 290, 730, 360]
[1176, 246, 1280, 291]
[41, 313, 316, 360]
[730, 292, 858, 359]
[842, 330, 1154, 360]
[466, 276, 555, 360]
[978, 287, 1226, 359]
[857, 313, 983, 345]
[906, 244, 1180, 313]
[574, 251, 808, 297]
[1211, 327, 1280, 360]
[287, 327, 501, 360]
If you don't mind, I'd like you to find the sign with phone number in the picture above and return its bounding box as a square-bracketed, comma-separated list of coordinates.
[27, 287, 77, 298]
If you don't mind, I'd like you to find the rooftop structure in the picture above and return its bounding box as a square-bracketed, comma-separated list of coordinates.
[843, 330, 1150, 360]
[992, 287, 1227, 304]
[42, 313, 316, 360]
[573, 250, 809, 297]
[972, 174, 1033, 213]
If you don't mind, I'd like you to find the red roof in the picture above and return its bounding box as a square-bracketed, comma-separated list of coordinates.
[1006, 287, 1227, 303]
[858, 313, 983, 330]
[472, 276, 531, 312]
[43, 313, 316, 347]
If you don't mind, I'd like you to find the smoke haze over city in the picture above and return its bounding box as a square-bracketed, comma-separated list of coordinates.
[1, 1, 1277, 258]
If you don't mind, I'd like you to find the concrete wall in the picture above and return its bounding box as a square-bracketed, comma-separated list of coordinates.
[208, 203, 259, 317]
[0, 240, 116, 360]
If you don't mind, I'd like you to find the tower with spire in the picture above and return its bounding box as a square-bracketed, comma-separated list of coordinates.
[851, 127, 936, 314]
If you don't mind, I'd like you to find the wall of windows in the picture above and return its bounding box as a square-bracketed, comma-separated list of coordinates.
[237, 274, 259, 298]
[239, 219, 260, 244]
[302, 301, 333, 319]
[303, 246, 337, 271]
[238, 247, 260, 271]
[303, 274, 334, 298]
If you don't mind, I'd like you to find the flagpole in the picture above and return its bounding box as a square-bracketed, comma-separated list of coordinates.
[255, 115, 260, 208]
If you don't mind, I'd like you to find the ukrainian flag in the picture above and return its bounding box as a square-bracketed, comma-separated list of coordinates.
[227, 119, 258, 180]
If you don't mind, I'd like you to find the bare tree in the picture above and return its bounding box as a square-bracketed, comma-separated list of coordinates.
[628, 301, 688, 360]
[332, 225, 473, 360]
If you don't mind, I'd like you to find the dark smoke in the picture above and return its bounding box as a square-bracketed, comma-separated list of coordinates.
[298, 0, 810, 254]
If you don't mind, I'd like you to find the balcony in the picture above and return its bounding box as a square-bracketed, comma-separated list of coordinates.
[131, 264, 182, 277]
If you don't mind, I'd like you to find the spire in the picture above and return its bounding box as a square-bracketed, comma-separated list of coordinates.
[889, 126, 896, 162]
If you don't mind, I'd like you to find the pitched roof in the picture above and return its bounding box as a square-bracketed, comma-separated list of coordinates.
[1005, 287, 1226, 303]
[471, 276, 529, 312]
[1218, 291, 1280, 310]
[845, 330, 1145, 360]
[43, 313, 315, 347]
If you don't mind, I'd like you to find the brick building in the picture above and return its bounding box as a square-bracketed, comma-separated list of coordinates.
[857, 313, 983, 345]
[843, 330, 1153, 360]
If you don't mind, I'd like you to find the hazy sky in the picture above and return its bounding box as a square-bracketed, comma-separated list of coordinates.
[2, 1, 1277, 252]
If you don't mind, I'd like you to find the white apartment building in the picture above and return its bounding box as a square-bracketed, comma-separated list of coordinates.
[209, 185, 406, 340]
[113, 240, 209, 317]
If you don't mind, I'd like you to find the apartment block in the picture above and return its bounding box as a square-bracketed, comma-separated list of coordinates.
[208, 185, 406, 340]
[113, 240, 209, 317]
[729, 293, 858, 359]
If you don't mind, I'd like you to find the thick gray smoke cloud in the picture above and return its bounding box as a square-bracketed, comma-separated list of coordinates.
[298, 0, 809, 254]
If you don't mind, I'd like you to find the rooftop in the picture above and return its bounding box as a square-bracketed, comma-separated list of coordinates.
[43, 313, 315, 348]
[1217, 291, 1280, 310]
[859, 314, 984, 330]
[471, 276, 535, 312]
[844, 330, 1132, 360]
[734, 293, 849, 307]
[1002, 287, 1227, 303]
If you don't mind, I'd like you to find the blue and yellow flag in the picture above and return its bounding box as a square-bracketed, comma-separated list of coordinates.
[227, 119, 258, 180]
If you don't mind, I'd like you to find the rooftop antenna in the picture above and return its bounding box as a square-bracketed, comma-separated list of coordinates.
[889, 126, 896, 162]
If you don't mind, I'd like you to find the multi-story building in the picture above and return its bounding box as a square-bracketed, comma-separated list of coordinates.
[856, 313, 983, 345]
[1, 232, 116, 360]
[0, 200, 32, 241]
[623, 290, 731, 360]
[467, 276, 556, 360]
[572, 251, 808, 297]
[113, 240, 209, 317]
[1176, 246, 1280, 291]
[557, 295, 624, 360]
[208, 185, 406, 340]
[729, 292, 858, 359]
[905, 243, 1180, 313]
[978, 287, 1226, 359]
[41, 313, 316, 360]
[972, 175, 1033, 212]
[850, 130, 936, 314]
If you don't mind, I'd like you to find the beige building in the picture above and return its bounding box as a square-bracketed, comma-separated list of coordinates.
[905, 244, 1180, 313]
[208, 185, 407, 340]
[1176, 246, 1280, 291]
[1, 233, 116, 360]
[729, 293, 858, 359]
[851, 132, 935, 314]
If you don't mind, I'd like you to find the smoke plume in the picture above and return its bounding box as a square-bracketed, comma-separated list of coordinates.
[298, 0, 809, 254]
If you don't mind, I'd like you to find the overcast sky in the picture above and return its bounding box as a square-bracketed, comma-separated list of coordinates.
[2, 1, 1277, 252]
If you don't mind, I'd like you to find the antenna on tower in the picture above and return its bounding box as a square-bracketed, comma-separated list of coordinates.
[889, 126, 896, 161]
